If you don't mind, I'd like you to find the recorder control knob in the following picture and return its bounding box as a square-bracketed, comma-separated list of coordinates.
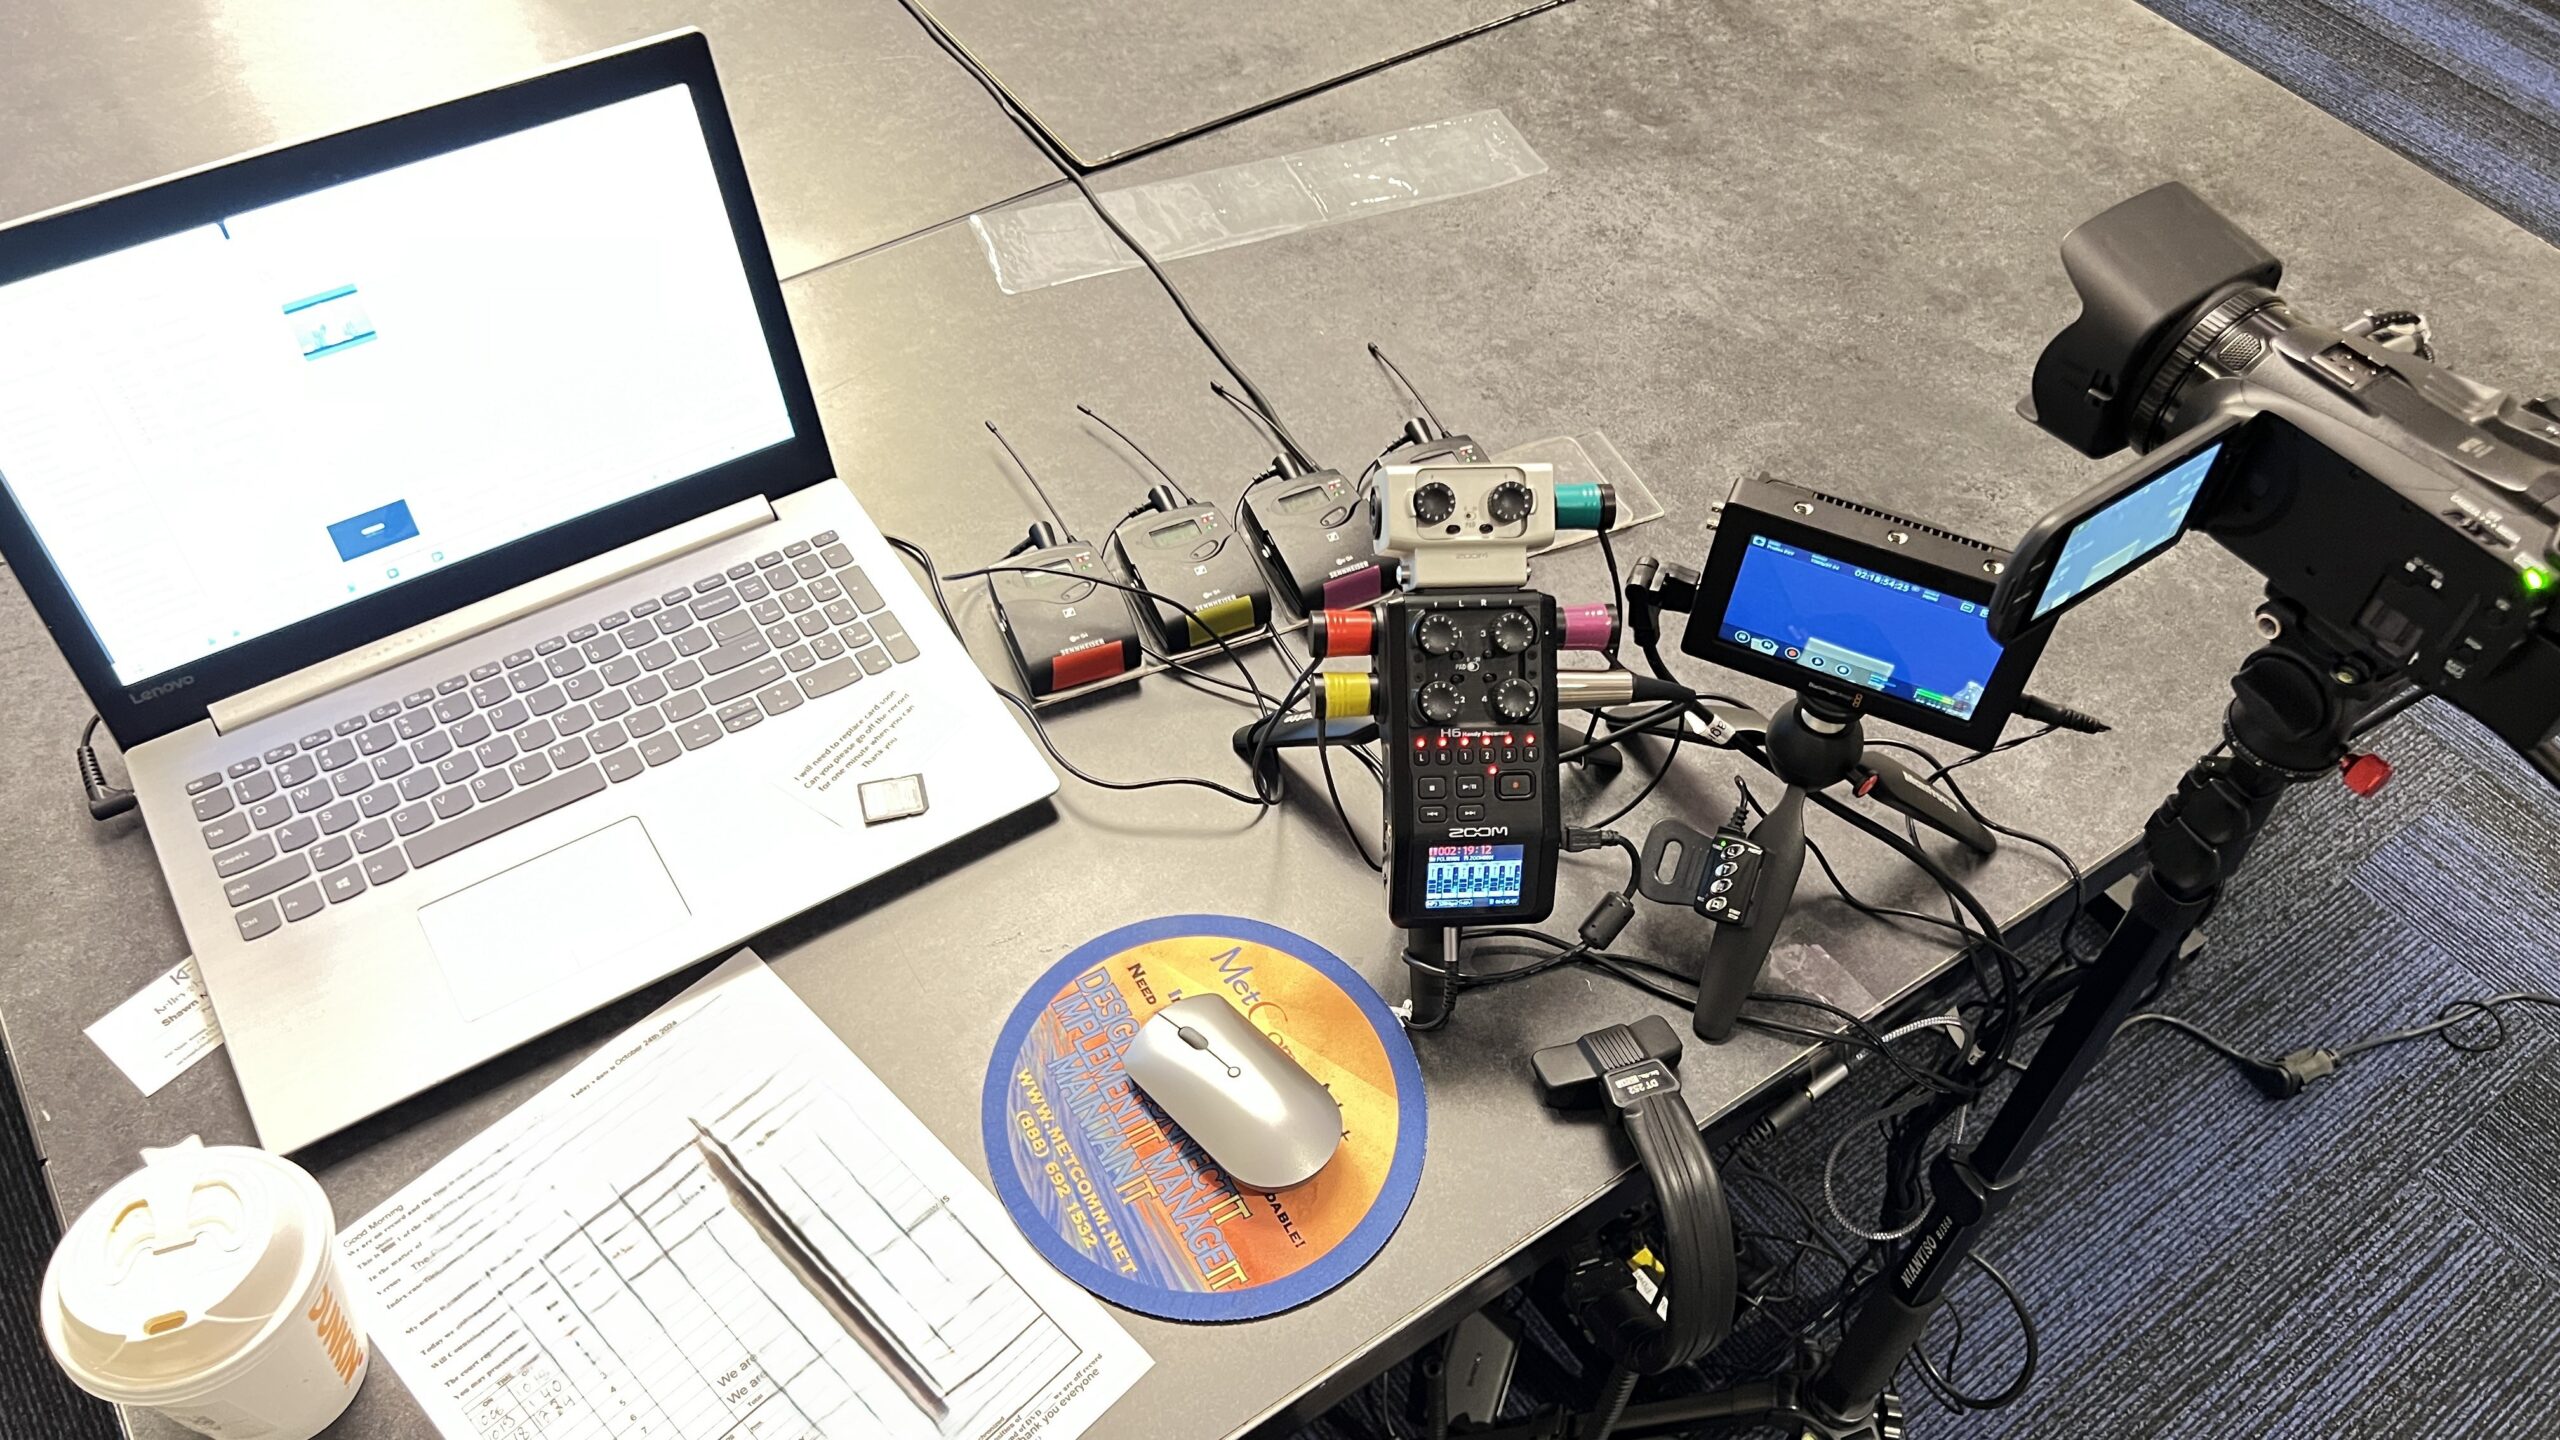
[1487, 479, 1536, 524]
[1416, 614, 1464, 656]
[1413, 481, 1458, 526]
[1491, 678, 1539, 723]
[1418, 682, 1463, 724]
[1490, 610, 1536, 654]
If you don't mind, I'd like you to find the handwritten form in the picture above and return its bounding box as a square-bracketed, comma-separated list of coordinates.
[343, 954, 1150, 1440]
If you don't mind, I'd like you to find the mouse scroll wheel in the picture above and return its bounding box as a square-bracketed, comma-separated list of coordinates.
[1178, 1025, 1211, 1050]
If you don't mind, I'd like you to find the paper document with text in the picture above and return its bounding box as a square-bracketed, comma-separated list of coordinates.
[342, 953, 1149, 1440]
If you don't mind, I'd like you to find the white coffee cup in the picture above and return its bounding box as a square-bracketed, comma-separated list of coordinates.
[41, 1136, 368, 1439]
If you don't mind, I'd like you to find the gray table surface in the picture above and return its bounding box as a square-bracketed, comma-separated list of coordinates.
[0, 0, 1056, 278]
[910, 0, 1535, 164]
[8, 0, 2560, 1437]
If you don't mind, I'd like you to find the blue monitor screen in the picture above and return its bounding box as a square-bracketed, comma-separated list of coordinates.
[1424, 843, 1525, 911]
[1718, 536, 2006, 722]
[2032, 441, 2220, 620]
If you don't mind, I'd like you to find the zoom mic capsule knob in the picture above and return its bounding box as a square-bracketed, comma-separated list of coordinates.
[1490, 610, 1535, 654]
[1413, 481, 1458, 526]
[1491, 677, 1538, 723]
[1487, 479, 1535, 524]
[1416, 613, 1464, 656]
[1418, 681, 1463, 723]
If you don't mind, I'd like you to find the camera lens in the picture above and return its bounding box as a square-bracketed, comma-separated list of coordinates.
[2129, 288, 2285, 450]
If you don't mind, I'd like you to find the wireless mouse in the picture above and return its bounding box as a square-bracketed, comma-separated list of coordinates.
[1121, 994, 1342, 1191]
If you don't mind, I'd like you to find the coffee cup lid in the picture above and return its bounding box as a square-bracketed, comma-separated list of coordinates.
[43, 1136, 328, 1396]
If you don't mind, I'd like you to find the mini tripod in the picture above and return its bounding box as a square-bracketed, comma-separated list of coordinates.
[1635, 690, 1995, 1041]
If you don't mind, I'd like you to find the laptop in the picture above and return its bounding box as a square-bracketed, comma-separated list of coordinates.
[0, 32, 1058, 1153]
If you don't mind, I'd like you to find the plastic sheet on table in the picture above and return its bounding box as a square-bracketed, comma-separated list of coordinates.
[969, 110, 1548, 293]
[1491, 430, 1667, 557]
[1761, 943, 1881, 1025]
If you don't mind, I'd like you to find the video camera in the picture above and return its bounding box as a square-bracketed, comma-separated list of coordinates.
[1994, 182, 2560, 770]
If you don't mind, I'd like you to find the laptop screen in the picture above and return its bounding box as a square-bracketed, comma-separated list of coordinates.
[0, 83, 797, 687]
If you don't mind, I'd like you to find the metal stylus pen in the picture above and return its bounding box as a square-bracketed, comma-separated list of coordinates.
[689, 1119, 951, 1423]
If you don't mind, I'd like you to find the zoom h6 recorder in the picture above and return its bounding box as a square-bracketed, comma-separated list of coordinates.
[1380, 594, 1563, 926]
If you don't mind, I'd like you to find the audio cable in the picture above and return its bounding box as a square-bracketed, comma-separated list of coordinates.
[893, 534, 1311, 806]
[891, 0, 1313, 466]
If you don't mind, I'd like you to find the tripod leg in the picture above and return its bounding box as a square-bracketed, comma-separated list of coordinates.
[1851, 754, 1996, 855]
[1805, 647, 2334, 1424]
[1808, 872, 2210, 1416]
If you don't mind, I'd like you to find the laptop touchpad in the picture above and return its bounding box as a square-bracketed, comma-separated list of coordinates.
[419, 817, 692, 1020]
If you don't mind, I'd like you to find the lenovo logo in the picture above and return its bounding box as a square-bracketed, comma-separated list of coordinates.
[129, 675, 195, 702]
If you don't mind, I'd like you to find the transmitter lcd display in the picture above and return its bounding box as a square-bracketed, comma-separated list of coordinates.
[1274, 484, 1333, 516]
[1423, 843, 1525, 911]
[1718, 535, 2008, 722]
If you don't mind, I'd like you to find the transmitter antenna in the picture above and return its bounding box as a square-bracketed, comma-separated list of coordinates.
[1212, 381, 1315, 473]
[986, 420, 1069, 534]
[1076, 404, 1183, 491]
[1370, 343, 1447, 438]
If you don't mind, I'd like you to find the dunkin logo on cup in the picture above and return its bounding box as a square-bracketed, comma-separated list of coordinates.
[306, 1284, 361, 1384]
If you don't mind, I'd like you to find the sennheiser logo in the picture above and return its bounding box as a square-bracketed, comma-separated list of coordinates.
[1446, 825, 1510, 839]
[129, 675, 195, 702]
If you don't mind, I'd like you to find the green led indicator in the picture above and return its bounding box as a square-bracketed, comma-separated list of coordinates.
[2528, 567, 2552, 594]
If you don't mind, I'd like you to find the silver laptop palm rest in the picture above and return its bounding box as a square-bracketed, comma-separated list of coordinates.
[211, 496, 777, 733]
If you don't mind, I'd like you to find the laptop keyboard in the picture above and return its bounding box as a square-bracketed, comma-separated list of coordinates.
[181, 530, 923, 943]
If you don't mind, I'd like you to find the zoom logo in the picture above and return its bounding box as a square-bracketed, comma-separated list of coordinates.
[1446, 825, 1511, 839]
[129, 674, 195, 702]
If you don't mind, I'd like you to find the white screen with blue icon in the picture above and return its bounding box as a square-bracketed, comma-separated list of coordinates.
[2031, 441, 2221, 621]
[0, 84, 795, 686]
[1718, 535, 2007, 722]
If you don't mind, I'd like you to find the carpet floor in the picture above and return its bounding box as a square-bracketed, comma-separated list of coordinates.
[2140, 0, 2560, 246]
[1290, 701, 2560, 1438]
[1286, 0, 2560, 1428]
[1769, 699, 2560, 1437]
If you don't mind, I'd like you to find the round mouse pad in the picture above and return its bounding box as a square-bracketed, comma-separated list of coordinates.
[981, 915, 1426, 1321]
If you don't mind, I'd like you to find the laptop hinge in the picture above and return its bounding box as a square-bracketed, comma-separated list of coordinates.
[211, 497, 777, 734]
